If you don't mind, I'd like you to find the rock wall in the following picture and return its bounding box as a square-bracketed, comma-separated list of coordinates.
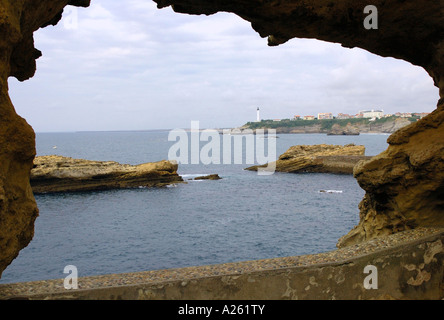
[338, 103, 444, 247]
[0, 0, 91, 277]
[0, 80, 37, 279]
[0, 0, 443, 278]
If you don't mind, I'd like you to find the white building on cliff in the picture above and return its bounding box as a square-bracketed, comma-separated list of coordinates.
[360, 109, 384, 119]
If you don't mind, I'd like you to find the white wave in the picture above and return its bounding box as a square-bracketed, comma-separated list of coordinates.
[180, 174, 207, 178]
[319, 190, 343, 194]
[166, 184, 179, 188]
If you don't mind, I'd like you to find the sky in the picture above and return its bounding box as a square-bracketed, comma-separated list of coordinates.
[8, 0, 439, 132]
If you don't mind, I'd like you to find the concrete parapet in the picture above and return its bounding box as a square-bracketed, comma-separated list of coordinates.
[1, 228, 442, 300]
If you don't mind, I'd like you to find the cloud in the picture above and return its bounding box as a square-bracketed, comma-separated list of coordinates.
[8, 0, 439, 132]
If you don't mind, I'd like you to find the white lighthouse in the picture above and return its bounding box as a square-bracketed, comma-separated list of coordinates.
[257, 107, 260, 122]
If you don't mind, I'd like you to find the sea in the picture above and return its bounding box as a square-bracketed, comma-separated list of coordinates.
[0, 131, 389, 284]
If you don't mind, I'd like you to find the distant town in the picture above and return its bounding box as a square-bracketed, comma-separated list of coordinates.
[243, 108, 431, 134]
[255, 108, 430, 122]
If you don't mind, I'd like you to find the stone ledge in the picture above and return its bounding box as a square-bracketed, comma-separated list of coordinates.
[1, 227, 442, 300]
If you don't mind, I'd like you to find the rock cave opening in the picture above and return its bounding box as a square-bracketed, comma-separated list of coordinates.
[0, 0, 443, 285]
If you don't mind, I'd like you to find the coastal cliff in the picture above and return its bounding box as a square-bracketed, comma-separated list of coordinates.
[246, 144, 370, 174]
[0, 0, 92, 278]
[337, 105, 444, 247]
[327, 123, 360, 136]
[243, 117, 412, 134]
[30, 156, 183, 194]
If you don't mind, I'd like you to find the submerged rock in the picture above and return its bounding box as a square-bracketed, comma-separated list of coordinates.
[193, 174, 222, 180]
[30, 156, 183, 193]
[246, 144, 370, 174]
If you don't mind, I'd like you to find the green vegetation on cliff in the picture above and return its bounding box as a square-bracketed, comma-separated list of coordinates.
[244, 115, 419, 132]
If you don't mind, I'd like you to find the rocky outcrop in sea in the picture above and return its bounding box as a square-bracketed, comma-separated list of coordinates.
[193, 174, 222, 180]
[327, 123, 360, 135]
[245, 144, 371, 174]
[30, 156, 183, 194]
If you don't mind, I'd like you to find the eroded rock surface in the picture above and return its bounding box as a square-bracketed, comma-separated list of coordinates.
[338, 104, 444, 247]
[193, 174, 222, 181]
[246, 144, 369, 174]
[0, 0, 91, 277]
[327, 123, 360, 136]
[30, 156, 183, 193]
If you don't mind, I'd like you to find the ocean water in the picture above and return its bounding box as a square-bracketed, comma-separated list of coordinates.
[0, 131, 389, 283]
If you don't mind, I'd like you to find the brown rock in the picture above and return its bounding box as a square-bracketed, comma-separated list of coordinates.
[0, 82, 38, 279]
[30, 156, 183, 193]
[337, 104, 444, 247]
[0, 0, 91, 279]
[327, 123, 360, 136]
[193, 174, 222, 180]
[359, 118, 411, 134]
[246, 144, 369, 174]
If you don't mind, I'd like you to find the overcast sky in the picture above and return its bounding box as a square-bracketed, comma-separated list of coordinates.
[8, 0, 439, 132]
